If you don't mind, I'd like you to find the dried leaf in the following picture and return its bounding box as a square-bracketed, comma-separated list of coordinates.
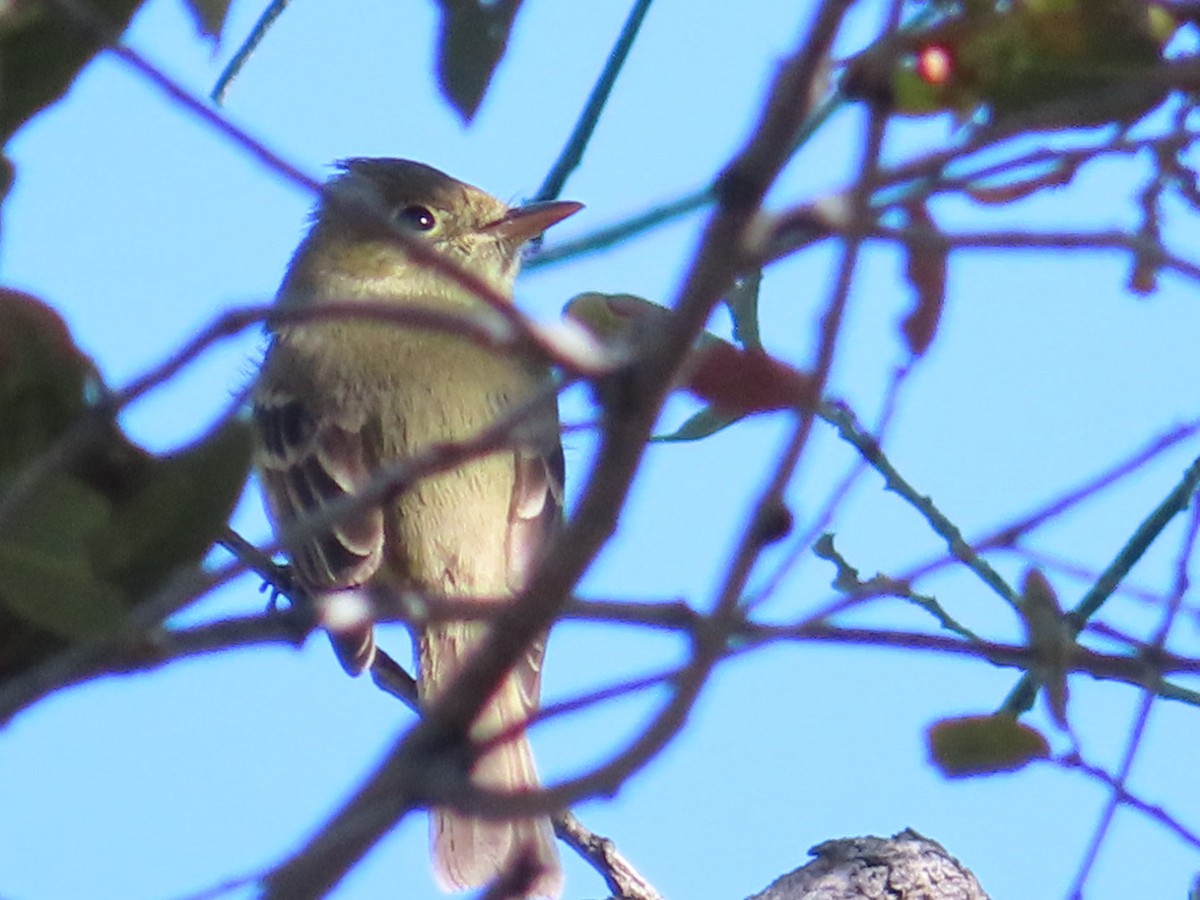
[1129, 258, 1159, 295]
[1130, 173, 1164, 296]
[928, 714, 1050, 777]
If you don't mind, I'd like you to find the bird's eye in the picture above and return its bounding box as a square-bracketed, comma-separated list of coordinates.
[396, 205, 436, 231]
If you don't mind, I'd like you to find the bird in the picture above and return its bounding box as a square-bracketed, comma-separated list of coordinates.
[251, 158, 579, 897]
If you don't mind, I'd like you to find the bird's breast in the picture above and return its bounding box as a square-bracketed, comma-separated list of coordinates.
[271, 316, 545, 456]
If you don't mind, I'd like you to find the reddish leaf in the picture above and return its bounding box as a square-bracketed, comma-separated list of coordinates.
[684, 343, 818, 416]
[928, 714, 1050, 778]
[967, 161, 1079, 205]
[566, 292, 819, 427]
[900, 202, 947, 357]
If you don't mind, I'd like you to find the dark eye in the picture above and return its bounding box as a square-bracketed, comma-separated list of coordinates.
[396, 205, 436, 231]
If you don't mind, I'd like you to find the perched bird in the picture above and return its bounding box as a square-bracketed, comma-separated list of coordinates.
[252, 159, 579, 897]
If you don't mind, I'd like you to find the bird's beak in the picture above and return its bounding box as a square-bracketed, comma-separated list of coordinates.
[485, 200, 583, 244]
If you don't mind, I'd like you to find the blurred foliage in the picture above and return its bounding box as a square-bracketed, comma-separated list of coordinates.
[0, 0, 148, 220]
[215, 0, 525, 118]
[565, 291, 817, 442]
[433, 0, 525, 121]
[844, 0, 1178, 129]
[0, 291, 252, 682]
[0, 0, 146, 143]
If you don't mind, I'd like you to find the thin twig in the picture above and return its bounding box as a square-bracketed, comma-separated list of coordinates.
[553, 812, 664, 900]
[1001, 452, 1200, 715]
[819, 400, 1020, 609]
[218, 528, 419, 707]
[212, 0, 292, 105]
[525, 187, 711, 269]
[1066, 496, 1200, 896]
[1058, 751, 1200, 855]
[534, 0, 655, 202]
[769, 364, 911, 599]
[801, 418, 1200, 626]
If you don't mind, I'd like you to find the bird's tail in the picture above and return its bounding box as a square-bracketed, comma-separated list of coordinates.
[420, 621, 562, 898]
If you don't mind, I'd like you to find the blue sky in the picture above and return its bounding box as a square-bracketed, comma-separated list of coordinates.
[1, 1, 1199, 898]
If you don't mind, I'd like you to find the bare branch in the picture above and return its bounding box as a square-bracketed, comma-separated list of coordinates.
[553, 812, 663, 900]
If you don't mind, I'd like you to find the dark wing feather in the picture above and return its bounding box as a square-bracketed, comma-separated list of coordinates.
[254, 388, 384, 673]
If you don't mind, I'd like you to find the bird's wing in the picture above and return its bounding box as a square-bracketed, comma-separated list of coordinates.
[504, 428, 564, 703]
[506, 437, 564, 593]
[254, 378, 385, 672]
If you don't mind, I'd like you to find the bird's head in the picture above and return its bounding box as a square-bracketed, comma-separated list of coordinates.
[281, 158, 580, 306]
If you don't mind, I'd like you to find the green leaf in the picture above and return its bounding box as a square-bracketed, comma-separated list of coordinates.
[1, 474, 108, 550]
[0, 296, 252, 679]
[565, 291, 741, 356]
[889, 59, 957, 115]
[0, 476, 129, 640]
[434, 0, 524, 121]
[0, 543, 130, 640]
[653, 406, 744, 443]
[0, 291, 99, 469]
[97, 417, 253, 597]
[927, 713, 1050, 778]
[563, 291, 665, 345]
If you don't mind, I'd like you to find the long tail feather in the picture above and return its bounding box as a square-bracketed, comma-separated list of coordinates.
[421, 621, 562, 897]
